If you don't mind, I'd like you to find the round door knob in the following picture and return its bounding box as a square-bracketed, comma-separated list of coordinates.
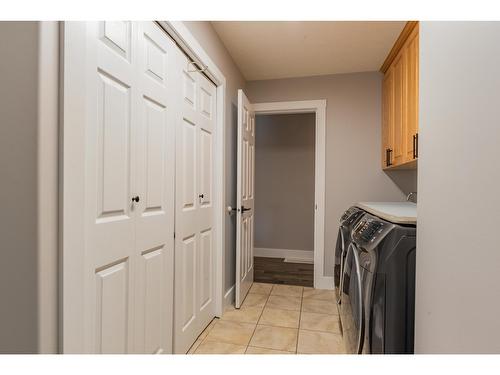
[199, 194, 204, 198]
[132, 196, 140, 203]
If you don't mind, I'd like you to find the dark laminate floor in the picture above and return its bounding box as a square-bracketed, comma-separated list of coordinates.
[253, 256, 314, 287]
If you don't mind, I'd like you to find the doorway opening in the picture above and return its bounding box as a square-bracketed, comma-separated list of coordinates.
[253, 113, 316, 287]
[235, 97, 327, 308]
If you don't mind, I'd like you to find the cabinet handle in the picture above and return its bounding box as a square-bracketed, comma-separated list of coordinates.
[386, 148, 393, 167]
[412, 134, 416, 159]
[415, 133, 418, 158]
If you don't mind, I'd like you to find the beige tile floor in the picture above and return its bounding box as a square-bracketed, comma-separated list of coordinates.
[188, 283, 347, 354]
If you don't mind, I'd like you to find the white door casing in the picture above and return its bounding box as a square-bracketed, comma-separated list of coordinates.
[251, 100, 328, 289]
[75, 21, 175, 354]
[174, 53, 217, 353]
[235, 89, 256, 308]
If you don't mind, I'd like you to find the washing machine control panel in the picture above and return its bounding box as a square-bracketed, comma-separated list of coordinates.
[340, 207, 364, 227]
[352, 215, 395, 251]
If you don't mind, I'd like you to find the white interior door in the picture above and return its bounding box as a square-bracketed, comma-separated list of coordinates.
[77, 21, 175, 353]
[174, 54, 217, 353]
[235, 89, 255, 308]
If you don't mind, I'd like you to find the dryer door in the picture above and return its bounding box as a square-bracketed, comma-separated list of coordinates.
[334, 227, 345, 303]
[339, 243, 365, 354]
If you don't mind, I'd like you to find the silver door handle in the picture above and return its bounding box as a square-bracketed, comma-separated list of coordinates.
[350, 243, 365, 354]
[338, 229, 345, 305]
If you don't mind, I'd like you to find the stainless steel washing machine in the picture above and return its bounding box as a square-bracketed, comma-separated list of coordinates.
[339, 213, 416, 354]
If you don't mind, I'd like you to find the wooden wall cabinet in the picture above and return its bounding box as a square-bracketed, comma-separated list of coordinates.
[381, 22, 419, 169]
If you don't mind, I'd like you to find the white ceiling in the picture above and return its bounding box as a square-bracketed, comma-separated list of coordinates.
[211, 21, 406, 81]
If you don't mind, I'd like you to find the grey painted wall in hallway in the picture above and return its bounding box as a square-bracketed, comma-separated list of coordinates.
[246, 72, 417, 276]
[415, 22, 500, 353]
[254, 113, 315, 252]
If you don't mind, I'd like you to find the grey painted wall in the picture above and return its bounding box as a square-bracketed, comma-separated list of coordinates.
[0, 21, 58, 353]
[254, 113, 315, 251]
[182, 22, 246, 293]
[246, 72, 417, 276]
[415, 22, 500, 353]
[0, 21, 38, 354]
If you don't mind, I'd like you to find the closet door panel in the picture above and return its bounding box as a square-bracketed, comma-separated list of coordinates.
[199, 128, 213, 206]
[179, 235, 197, 328]
[174, 57, 201, 353]
[65, 21, 176, 354]
[195, 73, 216, 323]
[83, 21, 137, 353]
[181, 118, 197, 213]
[95, 260, 130, 354]
[95, 71, 131, 222]
[174, 54, 217, 353]
[199, 229, 213, 310]
[136, 247, 164, 354]
[134, 22, 175, 354]
[142, 97, 167, 211]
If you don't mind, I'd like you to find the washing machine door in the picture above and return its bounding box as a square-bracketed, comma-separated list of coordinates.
[334, 227, 344, 302]
[334, 226, 350, 304]
[339, 243, 365, 354]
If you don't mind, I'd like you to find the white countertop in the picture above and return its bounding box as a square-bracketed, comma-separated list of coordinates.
[355, 202, 417, 225]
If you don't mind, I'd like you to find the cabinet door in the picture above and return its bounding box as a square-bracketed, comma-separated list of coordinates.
[382, 68, 394, 168]
[405, 29, 419, 161]
[392, 52, 406, 166]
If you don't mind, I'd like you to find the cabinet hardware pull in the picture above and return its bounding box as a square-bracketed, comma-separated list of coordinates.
[131, 196, 140, 203]
[415, 133, 418, 158]
[412, 134, 416, 159]
[386, 148, 393, 167]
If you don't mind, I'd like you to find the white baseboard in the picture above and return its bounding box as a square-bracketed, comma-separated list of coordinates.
[314, 276, 334, 290]
[254, 247, 314, 263]
[223, 285, 235, 310]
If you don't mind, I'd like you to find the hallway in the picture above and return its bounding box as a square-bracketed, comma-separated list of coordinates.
[253, 257, 314, 287]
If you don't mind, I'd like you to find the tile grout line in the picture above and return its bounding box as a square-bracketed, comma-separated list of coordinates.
[200, 318, 220, 347]
[189, 317, 219, 354]
[295, 287, 304, 354]
[245, 284, 274, 353]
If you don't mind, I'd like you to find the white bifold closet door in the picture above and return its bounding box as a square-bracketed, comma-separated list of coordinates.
[235, 89, 256, 308]
[79, 21, 176, 353]
[174, 53, 217, 353]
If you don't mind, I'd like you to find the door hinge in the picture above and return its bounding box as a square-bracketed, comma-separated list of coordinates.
[174, 232, 176, 239]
